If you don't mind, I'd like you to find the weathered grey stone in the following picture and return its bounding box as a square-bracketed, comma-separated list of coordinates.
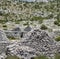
[12, 27, 21, 32]
[6, 29, 57, 59]
[0, 30, 10, 59]
[24, 26, 31, 32]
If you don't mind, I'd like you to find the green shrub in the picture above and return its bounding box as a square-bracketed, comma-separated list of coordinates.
[15, 20, 20, 24]
[55, 36, 60, 41]
[0, 20, 8, 24]
[40, 24, 48, 30]
[3, 25, 7, 27]
[31, 16, 43, 23]
[15, 21, 20, 24]
[46, 14, 53, 19]
[7, 36, 16, 40]
[54, 20, 60, 26]
[3, 24, 7, 30]
[3, 28, 7, 30]
[58, 23, 60, 26]
[54, 21, 59, 25]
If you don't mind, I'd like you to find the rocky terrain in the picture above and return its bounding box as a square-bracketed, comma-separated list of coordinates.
[0, 29, 60, 59]
[0, 0, 60, 59]
[6, 29, 58, 59]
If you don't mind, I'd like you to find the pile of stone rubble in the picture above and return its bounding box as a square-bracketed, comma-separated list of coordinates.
[19, 29, 57, 57]
[0, 30, 10, 59]
[0, 29, 60, 59]
[6, 29, 60, 59]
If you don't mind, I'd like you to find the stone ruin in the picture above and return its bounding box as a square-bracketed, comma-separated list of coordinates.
[6, 29, 58, 59]
[20, 29, 57, 57]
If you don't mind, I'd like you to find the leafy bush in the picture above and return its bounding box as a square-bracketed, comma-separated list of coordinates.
[7, 36, 16, 40]
[55, 36, 60, 41]
[58, 23, 60, 26]
[40, 24, 48, 30]
[31, 16, 44, 24]
[3, 25, 7, 27]
[54, 20, 60, 26]
[15, 20, 20, 24]
[54, 21, 59, 25]
[47, 14, 53, 19]
[3, 24, 7, 30]
[0, 20, 8, 24]
[3, 28, 7, 30]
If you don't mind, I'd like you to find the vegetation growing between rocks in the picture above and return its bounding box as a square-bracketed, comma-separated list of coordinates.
[54, 53, 60, 59]
[5, 55, 20, 59]
[54, 20, 60, 26]
[0, 0, 60, 59]
[34, 55, 49, 59]
[34, 54, 60, 59]
[7, 36, 17, 40]
[40, 24, 48, 30]
[55, 36, 60, 41]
